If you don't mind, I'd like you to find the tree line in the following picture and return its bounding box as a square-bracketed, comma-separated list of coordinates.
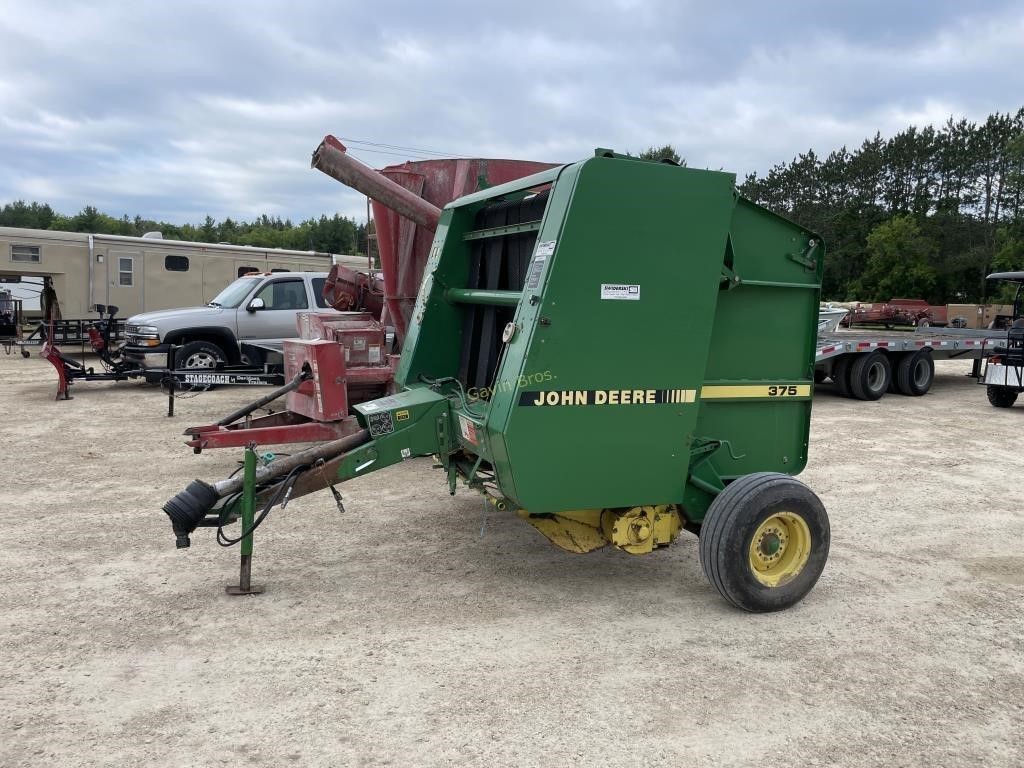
[0, 202, 370, 258]
[738, 108, 1024, 303]
[3, 111, 1023, 304]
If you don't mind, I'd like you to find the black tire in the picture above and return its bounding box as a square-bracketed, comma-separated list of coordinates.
[177, 340, 225, 370]
[987, 386, 1019, 408]
[813, 369, 827, 384]
[698, 472, 830, 612]
[833, 356, 853, 398]
[849, 351, 891, 401]
[895, 350, 934, 396]
[886, 357, 902, 394]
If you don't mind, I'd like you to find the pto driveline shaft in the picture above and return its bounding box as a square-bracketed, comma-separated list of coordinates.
[210, 429, 371, 497]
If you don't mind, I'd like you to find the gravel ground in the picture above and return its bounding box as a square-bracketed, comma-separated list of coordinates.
[1, 353, 1022, 767]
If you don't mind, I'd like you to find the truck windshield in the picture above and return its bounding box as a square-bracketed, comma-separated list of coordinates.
[208, 276, 263, 308]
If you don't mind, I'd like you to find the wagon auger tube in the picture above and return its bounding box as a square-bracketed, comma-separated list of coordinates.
[214, 368, 311, 427]
[311, 136, 442, 231]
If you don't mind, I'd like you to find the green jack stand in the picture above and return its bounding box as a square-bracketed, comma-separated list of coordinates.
[226, 444, 265, 595]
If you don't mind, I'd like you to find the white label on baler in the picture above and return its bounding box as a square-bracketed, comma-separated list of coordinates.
[368, 346, 381, 364]
[600, 284, 640, 300]
[535, 240, 556, 257]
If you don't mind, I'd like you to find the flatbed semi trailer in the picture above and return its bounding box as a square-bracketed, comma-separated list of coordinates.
[815, 330, 1003, 400]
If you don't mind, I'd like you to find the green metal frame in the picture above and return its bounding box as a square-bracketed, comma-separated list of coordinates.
[333, 152, 823, 525]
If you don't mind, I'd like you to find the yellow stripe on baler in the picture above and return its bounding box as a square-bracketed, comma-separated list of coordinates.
[700, 384, 812, 400]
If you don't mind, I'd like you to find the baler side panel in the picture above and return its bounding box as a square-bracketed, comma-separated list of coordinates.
[484, 164, 581, 503]
[689, 198, 824, 498]
[494, 158, 738, 512]
[395, 209, 474, 388]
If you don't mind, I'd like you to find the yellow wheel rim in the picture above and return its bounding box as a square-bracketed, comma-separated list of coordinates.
[748, 512, 812, 588]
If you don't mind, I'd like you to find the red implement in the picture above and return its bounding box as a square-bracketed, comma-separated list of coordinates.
[183, 312, 397, 452]
[312, 135, 557, 344]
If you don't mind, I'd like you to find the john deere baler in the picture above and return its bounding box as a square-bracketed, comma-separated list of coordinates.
[163, 149, 829, 611]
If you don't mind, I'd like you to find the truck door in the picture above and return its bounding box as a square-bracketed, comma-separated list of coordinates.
[108, 249, 142, 316]
[236, 277, 308, 342]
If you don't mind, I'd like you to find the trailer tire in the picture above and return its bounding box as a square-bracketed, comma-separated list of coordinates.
[987, 386, 1018, 408]
[895, 350, 934, 396]
[833, 356, 853, 398]
[887, 359, 902, 394]
[849, 351, 890, 401]
[699, 472, 829, 612]
[813, 369, 827, 384]
[178, 341, 225, 370]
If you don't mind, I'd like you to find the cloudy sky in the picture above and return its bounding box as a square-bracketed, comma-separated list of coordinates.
[1, 0, 1022, 226]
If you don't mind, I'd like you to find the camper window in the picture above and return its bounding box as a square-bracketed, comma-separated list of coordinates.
[11, 244, 41, 263]
[165, 255, 189, 272]
[118, 257, 134, 286]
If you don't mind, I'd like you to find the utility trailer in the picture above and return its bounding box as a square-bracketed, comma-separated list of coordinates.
[814, 329, 1003, 400]
[820, 268, 1023, 401]
[18, 316, 127, 354]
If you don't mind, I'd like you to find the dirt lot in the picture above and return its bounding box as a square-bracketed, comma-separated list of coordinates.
[1, 353, 1022, 767]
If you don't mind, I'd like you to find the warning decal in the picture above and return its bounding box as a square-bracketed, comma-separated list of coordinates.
[459, 415, 479, 444]
[366, 410, 395, 436]
[525, 255, 547, 290]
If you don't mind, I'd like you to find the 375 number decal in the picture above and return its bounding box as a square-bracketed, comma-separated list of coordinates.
[767, 385, 800, 396]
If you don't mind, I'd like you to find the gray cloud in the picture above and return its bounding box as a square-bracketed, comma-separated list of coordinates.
[0, 0, 1021, 226]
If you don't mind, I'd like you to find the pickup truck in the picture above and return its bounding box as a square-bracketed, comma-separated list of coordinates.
[122, 271, 336, 369]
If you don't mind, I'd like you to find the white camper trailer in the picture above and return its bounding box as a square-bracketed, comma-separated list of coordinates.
[0, 226, 368, 320]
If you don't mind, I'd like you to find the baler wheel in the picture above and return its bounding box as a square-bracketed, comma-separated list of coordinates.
[849, 351, 890, 401]
[987, 386, 1018, 408]
[698, 472, 830, 612]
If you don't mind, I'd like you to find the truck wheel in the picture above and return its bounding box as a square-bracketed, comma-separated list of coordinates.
[178, 341, 224, 370]
[813, 369, 827, 384]
[833, 356, 853, 398]
[895, 350, 934, 396]
[849, 351, 890, 400]
[698, 472, 829, 612]
[987, 386, 1018, 408]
